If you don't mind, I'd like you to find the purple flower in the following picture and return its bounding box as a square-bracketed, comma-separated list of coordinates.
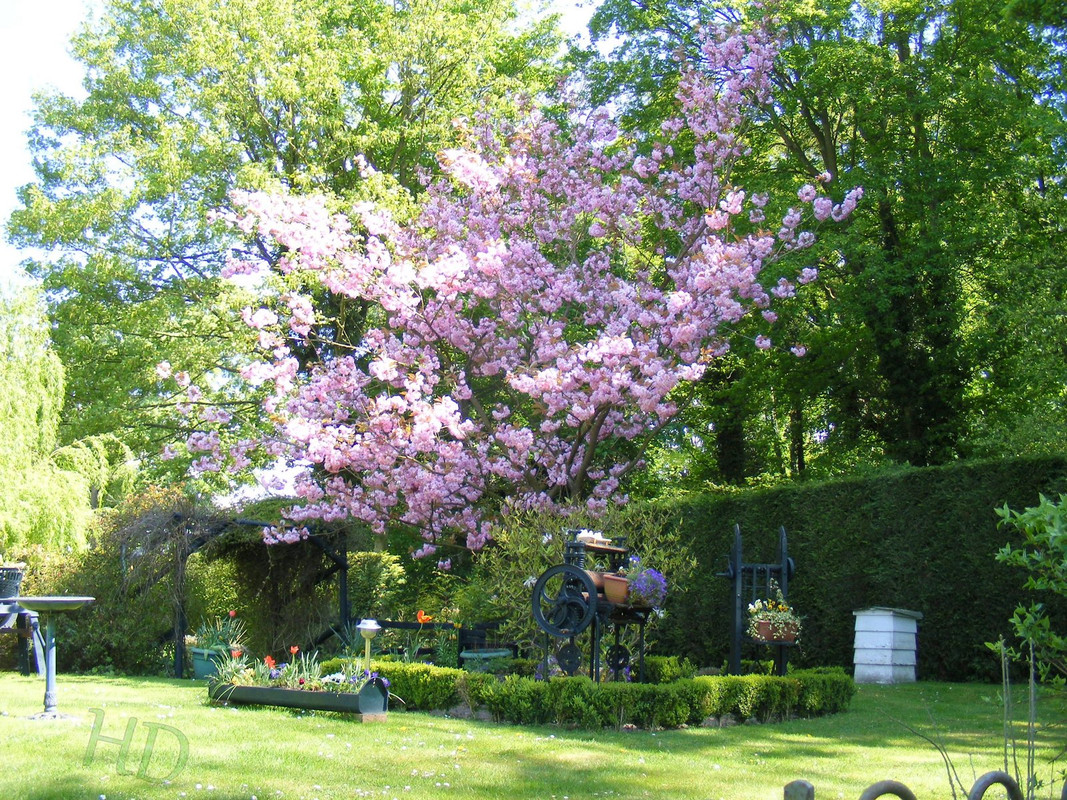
[629, 568, 667, 608]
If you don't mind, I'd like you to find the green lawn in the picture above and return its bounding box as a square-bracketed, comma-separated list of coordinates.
[0, 674, 1063, 800]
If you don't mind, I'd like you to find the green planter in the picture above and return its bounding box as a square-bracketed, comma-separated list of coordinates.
[208, 679, 389, 715]
[357, 678, 389, 714]
[460, 648, 513, 672]
[190, 647, 226, 680]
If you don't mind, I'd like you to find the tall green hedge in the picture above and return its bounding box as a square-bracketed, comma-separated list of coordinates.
[656, 456, 1067, 681]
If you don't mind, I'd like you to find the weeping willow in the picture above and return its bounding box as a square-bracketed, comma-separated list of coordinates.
[0, 289, 94, 552]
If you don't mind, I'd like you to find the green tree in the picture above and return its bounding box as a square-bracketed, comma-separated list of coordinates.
[0, 290, 93, 552]
[579, 0, 1067, 479]
[7, 0, 560, 479]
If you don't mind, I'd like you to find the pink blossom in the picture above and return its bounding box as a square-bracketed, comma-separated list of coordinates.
[166, 18, 861, 553]
[241, 307, 278, 329]
[812, 197, 833, 221]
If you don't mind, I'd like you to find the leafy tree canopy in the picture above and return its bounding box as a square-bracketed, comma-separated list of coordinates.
[7, 0, 561, 485]
[577, 0, 1067, 481]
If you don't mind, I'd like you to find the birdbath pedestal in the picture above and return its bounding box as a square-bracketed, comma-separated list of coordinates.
[13, 596, 94, 717]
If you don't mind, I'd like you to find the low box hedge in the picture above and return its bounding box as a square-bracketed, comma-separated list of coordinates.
[320, 657, 855, 728]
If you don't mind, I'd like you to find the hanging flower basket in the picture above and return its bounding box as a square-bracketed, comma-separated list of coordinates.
[752, 619, 799, 643]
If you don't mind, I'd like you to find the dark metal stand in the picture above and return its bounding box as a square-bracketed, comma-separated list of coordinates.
[531, 531, 649, 682]
[717, 525, 795, 676]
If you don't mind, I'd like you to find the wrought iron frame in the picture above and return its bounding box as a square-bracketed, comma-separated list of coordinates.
[717, 524, 796, 675]
[531, 530, 650, 682]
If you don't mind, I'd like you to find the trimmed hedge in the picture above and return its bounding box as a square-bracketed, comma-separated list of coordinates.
[656, 456, 1067, 681]
[318, 657, 855, 728]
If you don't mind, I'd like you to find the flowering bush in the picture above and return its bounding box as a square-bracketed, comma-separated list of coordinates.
[746, 581, 801, 641]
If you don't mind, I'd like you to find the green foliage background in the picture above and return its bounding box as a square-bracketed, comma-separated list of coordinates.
[656, 455, 1067, 681]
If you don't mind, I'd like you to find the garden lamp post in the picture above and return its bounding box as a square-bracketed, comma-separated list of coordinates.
[357, 618, 380, 675]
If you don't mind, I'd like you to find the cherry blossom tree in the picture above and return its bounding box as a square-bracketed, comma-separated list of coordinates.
[172, 21, 861, 562]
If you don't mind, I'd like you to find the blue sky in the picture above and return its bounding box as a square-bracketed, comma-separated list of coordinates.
[0, 0, 591, 291]
[0, 0, 98, 289]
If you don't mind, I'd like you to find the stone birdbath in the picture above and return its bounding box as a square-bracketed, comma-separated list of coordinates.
[13, 596, 94, 718]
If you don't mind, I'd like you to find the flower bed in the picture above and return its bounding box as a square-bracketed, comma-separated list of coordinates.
[208, 680, 388, 715]
[205, 647, 392, 718]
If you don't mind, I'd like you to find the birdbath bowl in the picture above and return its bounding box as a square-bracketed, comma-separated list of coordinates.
[13, 596, 94, 717]
[16, 596, 95, 613]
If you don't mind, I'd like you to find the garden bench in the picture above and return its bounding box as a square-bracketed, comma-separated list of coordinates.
[0, 600, 45, 676]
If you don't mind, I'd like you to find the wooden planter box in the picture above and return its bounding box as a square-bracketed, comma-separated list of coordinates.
[208, 680, 389, 719]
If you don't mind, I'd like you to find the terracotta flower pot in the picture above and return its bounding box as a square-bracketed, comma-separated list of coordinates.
[753, 619, 798, 643]
[602, 574, 630, 604]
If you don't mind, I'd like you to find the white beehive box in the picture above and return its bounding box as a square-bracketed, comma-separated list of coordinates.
[853, 607, 923, 683]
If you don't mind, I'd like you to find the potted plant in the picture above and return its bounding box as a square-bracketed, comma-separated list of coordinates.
[602, 555, 667, 608]
[187, 610, 247, 679]
[747, 581, 801, 643]
[208, 647, 392, 717]
[0, 556, 26, 600]
[626, 562, 667, 609]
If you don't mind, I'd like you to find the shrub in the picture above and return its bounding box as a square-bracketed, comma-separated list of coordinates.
[544, 677, 605, 728]
[347, 552, 407, 621]
[319, 658, 462, 710]
[994, 493, 1067, 681]
[306, 656, 856, 728]
[484, 674, 551, 724]
[644, 655, 697, 683]
[792, 667, 858, 715]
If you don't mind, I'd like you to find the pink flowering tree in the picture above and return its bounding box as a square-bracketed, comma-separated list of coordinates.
[172, 22, 861, 562]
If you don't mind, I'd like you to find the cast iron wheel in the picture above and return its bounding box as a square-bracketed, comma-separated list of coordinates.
[531, 564, 597, 638]
[606, 644, 630, 671]
[557, 642, 582, 675]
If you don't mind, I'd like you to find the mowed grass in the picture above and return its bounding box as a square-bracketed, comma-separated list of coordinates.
[0, 674, 1064, 800]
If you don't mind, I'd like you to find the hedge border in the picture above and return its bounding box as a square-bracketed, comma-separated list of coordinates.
[319, 657, 856, 729]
